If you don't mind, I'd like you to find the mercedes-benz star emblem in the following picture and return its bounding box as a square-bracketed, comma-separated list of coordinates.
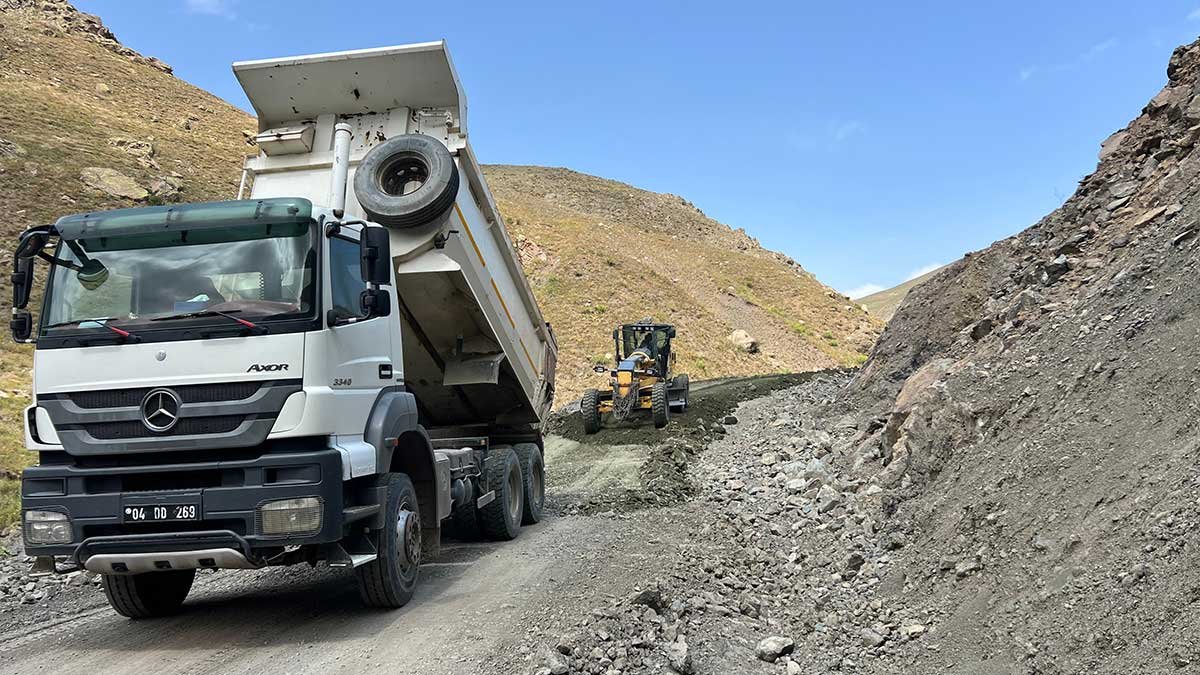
[141, 388, 181, 432]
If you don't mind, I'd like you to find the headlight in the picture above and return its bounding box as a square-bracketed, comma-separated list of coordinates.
[24, 510, 71, 545]
[258, 497, 322, 536]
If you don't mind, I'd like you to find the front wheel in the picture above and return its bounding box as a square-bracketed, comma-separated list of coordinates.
[356, 472, 422, 608]
[652, 381, 670, 429]
[101, 569, 195, 618]
[582, 389, 602, 434]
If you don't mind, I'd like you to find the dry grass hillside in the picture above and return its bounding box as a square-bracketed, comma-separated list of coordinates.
[0, 1, 879, 520]
[857, 267, 943, 321]
[489, 165, 881, 401]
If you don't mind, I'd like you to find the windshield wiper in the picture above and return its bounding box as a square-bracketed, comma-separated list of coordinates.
[41, 318, 141, 342]
[151, 309, 268, 334]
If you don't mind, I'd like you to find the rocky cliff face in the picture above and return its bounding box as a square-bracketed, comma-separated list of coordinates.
[2, 0, 171, 72]
[828, 36, 1200, 672]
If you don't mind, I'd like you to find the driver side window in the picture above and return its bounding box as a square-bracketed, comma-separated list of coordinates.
[329, 237, 365, 319]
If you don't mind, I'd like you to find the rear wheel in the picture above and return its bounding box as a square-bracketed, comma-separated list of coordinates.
[356, 472, 421, 608]
[101, 569, 195, 618]
[514, 443, 545, 525]
[582, 389, 602, 434]
[479, 447, 523, 540]
[670, 374, 690, 412]
[652, 381, 670, 429]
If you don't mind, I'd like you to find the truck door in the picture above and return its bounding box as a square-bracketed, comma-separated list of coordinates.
[324, 233, 394, 433]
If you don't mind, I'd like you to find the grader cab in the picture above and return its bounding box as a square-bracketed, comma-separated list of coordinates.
[581, 321, 690, 434]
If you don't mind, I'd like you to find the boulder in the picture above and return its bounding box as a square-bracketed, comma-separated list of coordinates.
[149, 175, 182, 201]
[79, 167, 147, 200]
[727, 329, 759, 353]
[755, 635, 794, 663]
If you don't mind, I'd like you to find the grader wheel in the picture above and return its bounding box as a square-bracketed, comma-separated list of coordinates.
[651, 381, 670, 429]
[582, 389, 602, 434]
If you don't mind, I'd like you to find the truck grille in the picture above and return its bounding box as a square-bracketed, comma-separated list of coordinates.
[67, 381, 265, 409]
[83, 415, 246, 440]
[39, 380, 302, 454]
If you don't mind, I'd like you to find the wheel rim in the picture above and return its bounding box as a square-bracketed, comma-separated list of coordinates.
[379, 154, 429, 196]
[506, 463, 522, 524]
[396, 501, 421, 577]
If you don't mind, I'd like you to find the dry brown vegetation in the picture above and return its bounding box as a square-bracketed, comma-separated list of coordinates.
[490, 166, 881, 401]
[857, 267, 943, 322]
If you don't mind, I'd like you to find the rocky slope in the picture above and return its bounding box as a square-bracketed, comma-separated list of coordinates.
[518, 34, 1200, 675]
[818, 35, 1200, 673]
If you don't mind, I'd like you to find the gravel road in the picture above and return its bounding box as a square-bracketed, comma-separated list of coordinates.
[0, 508, 696, 674]
[0, 376, 796, 675]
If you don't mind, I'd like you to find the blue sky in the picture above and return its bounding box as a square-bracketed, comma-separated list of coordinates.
[76, 1, 1200, 297]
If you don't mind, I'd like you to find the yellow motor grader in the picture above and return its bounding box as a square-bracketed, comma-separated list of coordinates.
[582, 321, 689, 433]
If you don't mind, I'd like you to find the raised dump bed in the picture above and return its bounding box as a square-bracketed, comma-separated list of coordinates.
[234, 41, 557, 430]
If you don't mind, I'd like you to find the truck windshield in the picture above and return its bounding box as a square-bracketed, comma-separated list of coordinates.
[41, 222, 316, 335]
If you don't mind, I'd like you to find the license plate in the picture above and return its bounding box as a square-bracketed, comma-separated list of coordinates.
[123, 504, 199, 523]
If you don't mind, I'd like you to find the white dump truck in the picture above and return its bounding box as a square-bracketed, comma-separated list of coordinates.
[9, 41, 556, 617]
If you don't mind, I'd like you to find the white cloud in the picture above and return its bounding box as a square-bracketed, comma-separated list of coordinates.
[1081, 38, 1117, 61]
[905, 262, 944, 281]
[830, 120, 863, 142]
[185, 0, 237, 19]
[1019, 38, 1117, 82]
[786, 119, 864, 149]
[1188, 8, 1200, 20]
[845, 283, 885, 299]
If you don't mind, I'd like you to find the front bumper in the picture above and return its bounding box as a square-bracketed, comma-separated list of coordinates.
[21, 447, 344, 564]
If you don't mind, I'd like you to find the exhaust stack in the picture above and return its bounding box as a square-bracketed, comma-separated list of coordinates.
[329, 122, 353, 218]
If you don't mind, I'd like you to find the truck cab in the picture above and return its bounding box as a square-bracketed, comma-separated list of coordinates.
[10, 42, 556, 617]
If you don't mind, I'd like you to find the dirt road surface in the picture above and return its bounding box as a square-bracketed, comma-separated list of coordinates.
[0, 376, 801, 675]
[0, 514, 690, 675]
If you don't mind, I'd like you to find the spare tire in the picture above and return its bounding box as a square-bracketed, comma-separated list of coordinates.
[353, 134, 460, 228]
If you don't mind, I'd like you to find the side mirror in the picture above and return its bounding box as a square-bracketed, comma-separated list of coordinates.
[360, 227, 391, 286]
[592, 365, 608, 374]
[360, 288, 391, 319]
[612, 329, 619, 340]
[10, 309, 32, 343]
[11, 257, 33, 310]
[15, 232, 48, 260]
[668, 327, 676, 338]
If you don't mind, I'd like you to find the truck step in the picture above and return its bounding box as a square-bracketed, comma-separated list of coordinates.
[325, 540, 378, 568]
[342, 504, 381, 524]
[328, 552, 378, 568]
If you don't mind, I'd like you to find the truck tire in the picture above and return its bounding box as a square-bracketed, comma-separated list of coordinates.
[671, 374, 690, 412]
[514, 442, 545, 525]
[101, 570, 195, 619]
[449, 497, 481, 541]
[479, 446, 523, 541]
[356, 472, 422, 608]
[582, 389, 602, 434]
[353, 134, 460, 229]
[652, 381, 670, 429]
